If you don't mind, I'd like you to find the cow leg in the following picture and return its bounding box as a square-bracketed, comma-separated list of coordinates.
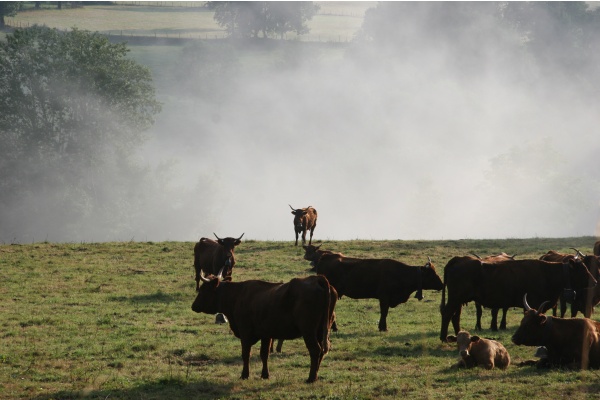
[475, 303, 482, 331]
[260, 338, 271, 379]
[490, 308, 499, 331]
[440, 303, 459, 342]
[308, 227, 315, 245]
[240, 340, 253, 379]
[378, 301, 390, 332]
[450, 306, 462, 335]
[275, 339, 284, 353]
[560, 297, 567, 318]
[301, 230, 307, 246]
[303, 335, 322, 383]
[499, 308, 508, 330]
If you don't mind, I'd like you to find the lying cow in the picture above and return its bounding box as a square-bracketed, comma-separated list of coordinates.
[289, 205, 317, 246]
[447, 330, 510, 370]
[193, 233, 243, 291]
[313, 252, 444, 332]
[191, 269, 337, 383]
[511, 294, 600, 369]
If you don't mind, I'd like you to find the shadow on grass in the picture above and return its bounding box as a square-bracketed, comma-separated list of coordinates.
[108, 290, 184, 304]
[31, 378, 233, 400]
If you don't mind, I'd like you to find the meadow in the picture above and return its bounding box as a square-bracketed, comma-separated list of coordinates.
[2, 237, 600, 399]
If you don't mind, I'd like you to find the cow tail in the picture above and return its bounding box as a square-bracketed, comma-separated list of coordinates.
[440, 267, 447, 314]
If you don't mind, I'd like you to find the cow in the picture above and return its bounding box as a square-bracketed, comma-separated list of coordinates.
[193, 233, 244, 291]
[511, 294, 600, 369]
[191, 270, 337, 383]
[439, 257, 597, 342]
[303, 243, 341, 272]
[539, 248, 600, 318]
[446, 330, 511, 370]
[289, 205, 317, 246]
[469, 252, 516, 331]
[312, 252, 444, 332]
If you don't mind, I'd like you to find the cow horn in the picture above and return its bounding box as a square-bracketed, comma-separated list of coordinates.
[469, 252, 482, 260]
[426, 256, 432, 266]
[217, 267, 225, 280]
[213, 232, 222, 241]
[570, 247, 586, 258]
[289, 204, 296, 211]
[236, 233, 245, 241]
[199, 271, 211, 283]
[523, 293, 532, 312]
[537, 300, 551, 314]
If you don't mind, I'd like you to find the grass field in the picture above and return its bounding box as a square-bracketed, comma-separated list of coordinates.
[2, 238, 600, 399]
[6, 2, 374, 42]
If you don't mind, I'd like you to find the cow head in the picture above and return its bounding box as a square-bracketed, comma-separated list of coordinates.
[303, 244, 322, 263]
[191, 268, 225, 315]
[447, 331, 480, 361]
[511, 294, 552, 346]
[214, 232, 244, 277]
[421, 257, 444, 293]
[290, 205, 310, 230]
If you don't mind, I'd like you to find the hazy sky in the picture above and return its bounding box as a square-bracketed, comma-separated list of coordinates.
[141, 6, 600, 244]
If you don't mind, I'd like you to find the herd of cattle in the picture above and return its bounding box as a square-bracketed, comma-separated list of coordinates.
[190, 206, 600, 382]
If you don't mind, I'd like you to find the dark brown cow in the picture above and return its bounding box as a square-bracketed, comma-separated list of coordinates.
[447, 330, 511, 370]
[439, 257, 597, 342]
[512, 295, 600, 369]
[191, 271, 337, 383]
[289, 205, 317, 246]
[470, 252, 516, 331]
[539, 249, 600, 318]
[193, 233, 243, 291]
[312, 253, 444, 332]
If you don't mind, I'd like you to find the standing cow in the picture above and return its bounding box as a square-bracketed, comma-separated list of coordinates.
[193, 233, 244, 291]
[312, 252, 444, 332]
[289, 205, 317, 246]
[439, 257, 597, 342]
[447, 330, 511, 370]
[512, 294, 600, 369]
[192, 270, 337, 383]
[539, 248, 600, 318]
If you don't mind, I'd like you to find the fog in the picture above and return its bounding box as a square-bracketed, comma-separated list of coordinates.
[4, 3, 600, 244]
[131, 4, 599, 243]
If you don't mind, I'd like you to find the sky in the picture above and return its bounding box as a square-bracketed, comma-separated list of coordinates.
[138, 4, 600, 243]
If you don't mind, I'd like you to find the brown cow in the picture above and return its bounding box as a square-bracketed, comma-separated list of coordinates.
[191, 270, 337, 383]
[539, 248, 600, 318]
[447, 330, 511, 370]
[193, 233, 243, 291]
[313, 253, 444, 332]
[289, 205, 317, 246]
[512, 294, 600, 369]
[470, 252, 516, 331]
[439, 257, 597, 342]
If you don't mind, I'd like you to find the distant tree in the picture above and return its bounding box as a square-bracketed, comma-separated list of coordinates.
[0, 2, 20, 28]
[0, 27, 162, 241]
[207, 1, 319, 39]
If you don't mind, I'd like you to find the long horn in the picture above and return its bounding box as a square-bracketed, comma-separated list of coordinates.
[523, 293, 532, 311]
[469, 252, 482, 260]
[570, 247, 586, 258]
[217, 267, 225, 280]
[289, 204, 296, 211]
[236, 233, 245, 241]
[213, 232, 222, 240]
[199, 271, 211, 283]
[426, 256, 432, 266]
[537, 300, 552, 314]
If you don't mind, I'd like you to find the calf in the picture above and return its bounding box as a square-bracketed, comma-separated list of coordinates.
[511, 294, 600, 369]
[447, 330, 510, 370]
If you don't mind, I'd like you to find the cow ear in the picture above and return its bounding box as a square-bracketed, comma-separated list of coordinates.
[470, 336, 480, 343]
[446, 335, 457, 343]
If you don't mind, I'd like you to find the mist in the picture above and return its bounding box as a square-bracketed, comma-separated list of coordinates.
[4, 2, 600, 243]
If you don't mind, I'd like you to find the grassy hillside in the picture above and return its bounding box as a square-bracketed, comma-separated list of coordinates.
[2, 238, 599, 399]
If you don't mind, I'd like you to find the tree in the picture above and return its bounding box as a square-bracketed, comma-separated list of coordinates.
[0, 2, 20, 28]
[207, 1, 319, 39]
[0, 26, 162, 241]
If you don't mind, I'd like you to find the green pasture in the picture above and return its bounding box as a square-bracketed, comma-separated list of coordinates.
[6, 2, 373, 42]
[2, 238, 600, 399]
